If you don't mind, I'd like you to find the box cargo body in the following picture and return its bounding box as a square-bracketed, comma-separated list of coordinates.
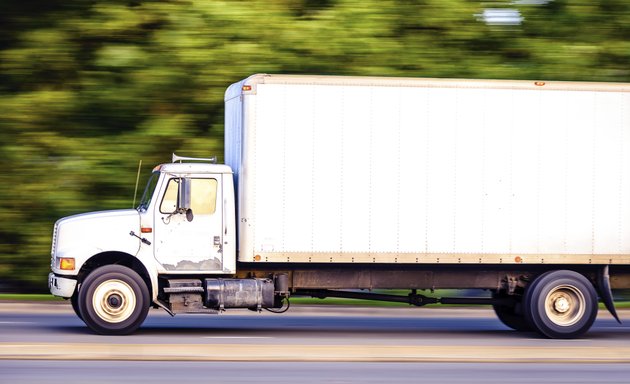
[226, 74, 630, 265]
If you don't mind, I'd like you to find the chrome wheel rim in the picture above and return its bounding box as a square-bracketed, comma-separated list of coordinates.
[92, 279, 136, 323]
[544, 284, 585, 327]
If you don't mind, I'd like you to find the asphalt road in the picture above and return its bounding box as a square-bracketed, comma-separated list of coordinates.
[2, 301, 630, 383]
[4, 361, 630, 384]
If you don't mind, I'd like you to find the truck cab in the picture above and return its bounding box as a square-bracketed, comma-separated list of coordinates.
[48, 155, 247, 334]
[137, 159, 236, 275]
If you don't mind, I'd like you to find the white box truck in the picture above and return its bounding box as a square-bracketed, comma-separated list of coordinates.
[49, 74, 630, 338]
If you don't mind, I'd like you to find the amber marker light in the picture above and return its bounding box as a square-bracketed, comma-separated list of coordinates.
[534, 81, 546, 87]
[242, 85, 252, 91]
[59, 258, 75, 270]
[141, 227, 153, 233]
[254, 255, 261, 261]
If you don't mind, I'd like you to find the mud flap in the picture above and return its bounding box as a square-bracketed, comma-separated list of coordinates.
[598, 265, 621, 324]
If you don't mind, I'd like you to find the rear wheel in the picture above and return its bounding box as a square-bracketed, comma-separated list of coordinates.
[78, 265, 149, 335]
[523, 270, 598, 339]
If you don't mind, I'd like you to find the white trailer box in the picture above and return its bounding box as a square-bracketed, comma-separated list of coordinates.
[225, 74, 630, 265]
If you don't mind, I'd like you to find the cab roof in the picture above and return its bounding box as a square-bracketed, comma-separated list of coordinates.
[155, 162, 232, 175]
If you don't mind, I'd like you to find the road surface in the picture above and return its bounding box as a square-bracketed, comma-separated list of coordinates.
[2, 301, 630, 383]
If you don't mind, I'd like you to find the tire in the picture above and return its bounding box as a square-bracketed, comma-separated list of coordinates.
[492, 293, 531, 332]
[70, 291, 83, 322]
[523, 270, 598, 339]
[78, 265, 150, 335]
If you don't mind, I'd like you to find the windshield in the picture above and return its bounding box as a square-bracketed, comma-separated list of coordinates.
[137, 172, 159, 211]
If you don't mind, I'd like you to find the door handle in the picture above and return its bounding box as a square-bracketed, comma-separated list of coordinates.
[214, 236, 222, 253]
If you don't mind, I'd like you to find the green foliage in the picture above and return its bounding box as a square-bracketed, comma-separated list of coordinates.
[1, 0, 629, 291]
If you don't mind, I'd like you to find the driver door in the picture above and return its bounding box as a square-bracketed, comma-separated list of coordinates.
[153, 175, 224, 272]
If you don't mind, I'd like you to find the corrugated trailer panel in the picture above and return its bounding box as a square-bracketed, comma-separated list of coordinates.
[225, 74, 630, 264]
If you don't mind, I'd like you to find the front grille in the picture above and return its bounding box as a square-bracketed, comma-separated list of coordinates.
[50, 222, 59, 268]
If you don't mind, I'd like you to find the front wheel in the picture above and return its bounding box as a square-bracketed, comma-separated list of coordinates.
[78, 265, 150, 335]
[70, 291, 83, 322]
[523, 270, 598, 339]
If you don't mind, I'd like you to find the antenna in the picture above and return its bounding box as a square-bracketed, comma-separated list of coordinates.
[132, 160, 142, 208]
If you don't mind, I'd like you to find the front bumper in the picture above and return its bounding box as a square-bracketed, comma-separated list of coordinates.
[48, 273, 77, 298]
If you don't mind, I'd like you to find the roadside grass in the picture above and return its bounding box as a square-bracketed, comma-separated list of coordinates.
[0, 294, 64, 302]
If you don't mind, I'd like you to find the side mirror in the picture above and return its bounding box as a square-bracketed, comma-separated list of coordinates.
[178, 178, 192, 211]
[178, 179, 194, 222]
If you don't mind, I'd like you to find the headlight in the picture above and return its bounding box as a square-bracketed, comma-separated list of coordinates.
[58, 258, 75, 271]
[52, 256, 76, 271]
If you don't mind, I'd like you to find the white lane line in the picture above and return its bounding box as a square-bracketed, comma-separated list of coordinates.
[0, 321, 35, 324]
[203, 336, 273, 339]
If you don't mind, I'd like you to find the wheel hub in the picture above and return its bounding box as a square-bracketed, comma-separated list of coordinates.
[92, 279, 136, 323]
[107, 294, 123, 308]
[553, 296, 570, 313]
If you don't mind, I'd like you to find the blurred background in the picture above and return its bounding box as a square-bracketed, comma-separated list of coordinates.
[1, 0, 629, 292]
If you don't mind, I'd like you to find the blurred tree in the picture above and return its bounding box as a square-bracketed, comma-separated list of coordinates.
[0, 0, 628, 291]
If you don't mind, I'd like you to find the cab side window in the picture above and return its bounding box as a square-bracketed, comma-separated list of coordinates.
[160, 179, 179, 213]
[160, 178, 218, 215]
[191, 178, 218, 214]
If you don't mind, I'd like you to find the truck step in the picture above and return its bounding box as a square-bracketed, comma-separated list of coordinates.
[164, 286, 204, 293]
[176, 308, 219, 314]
